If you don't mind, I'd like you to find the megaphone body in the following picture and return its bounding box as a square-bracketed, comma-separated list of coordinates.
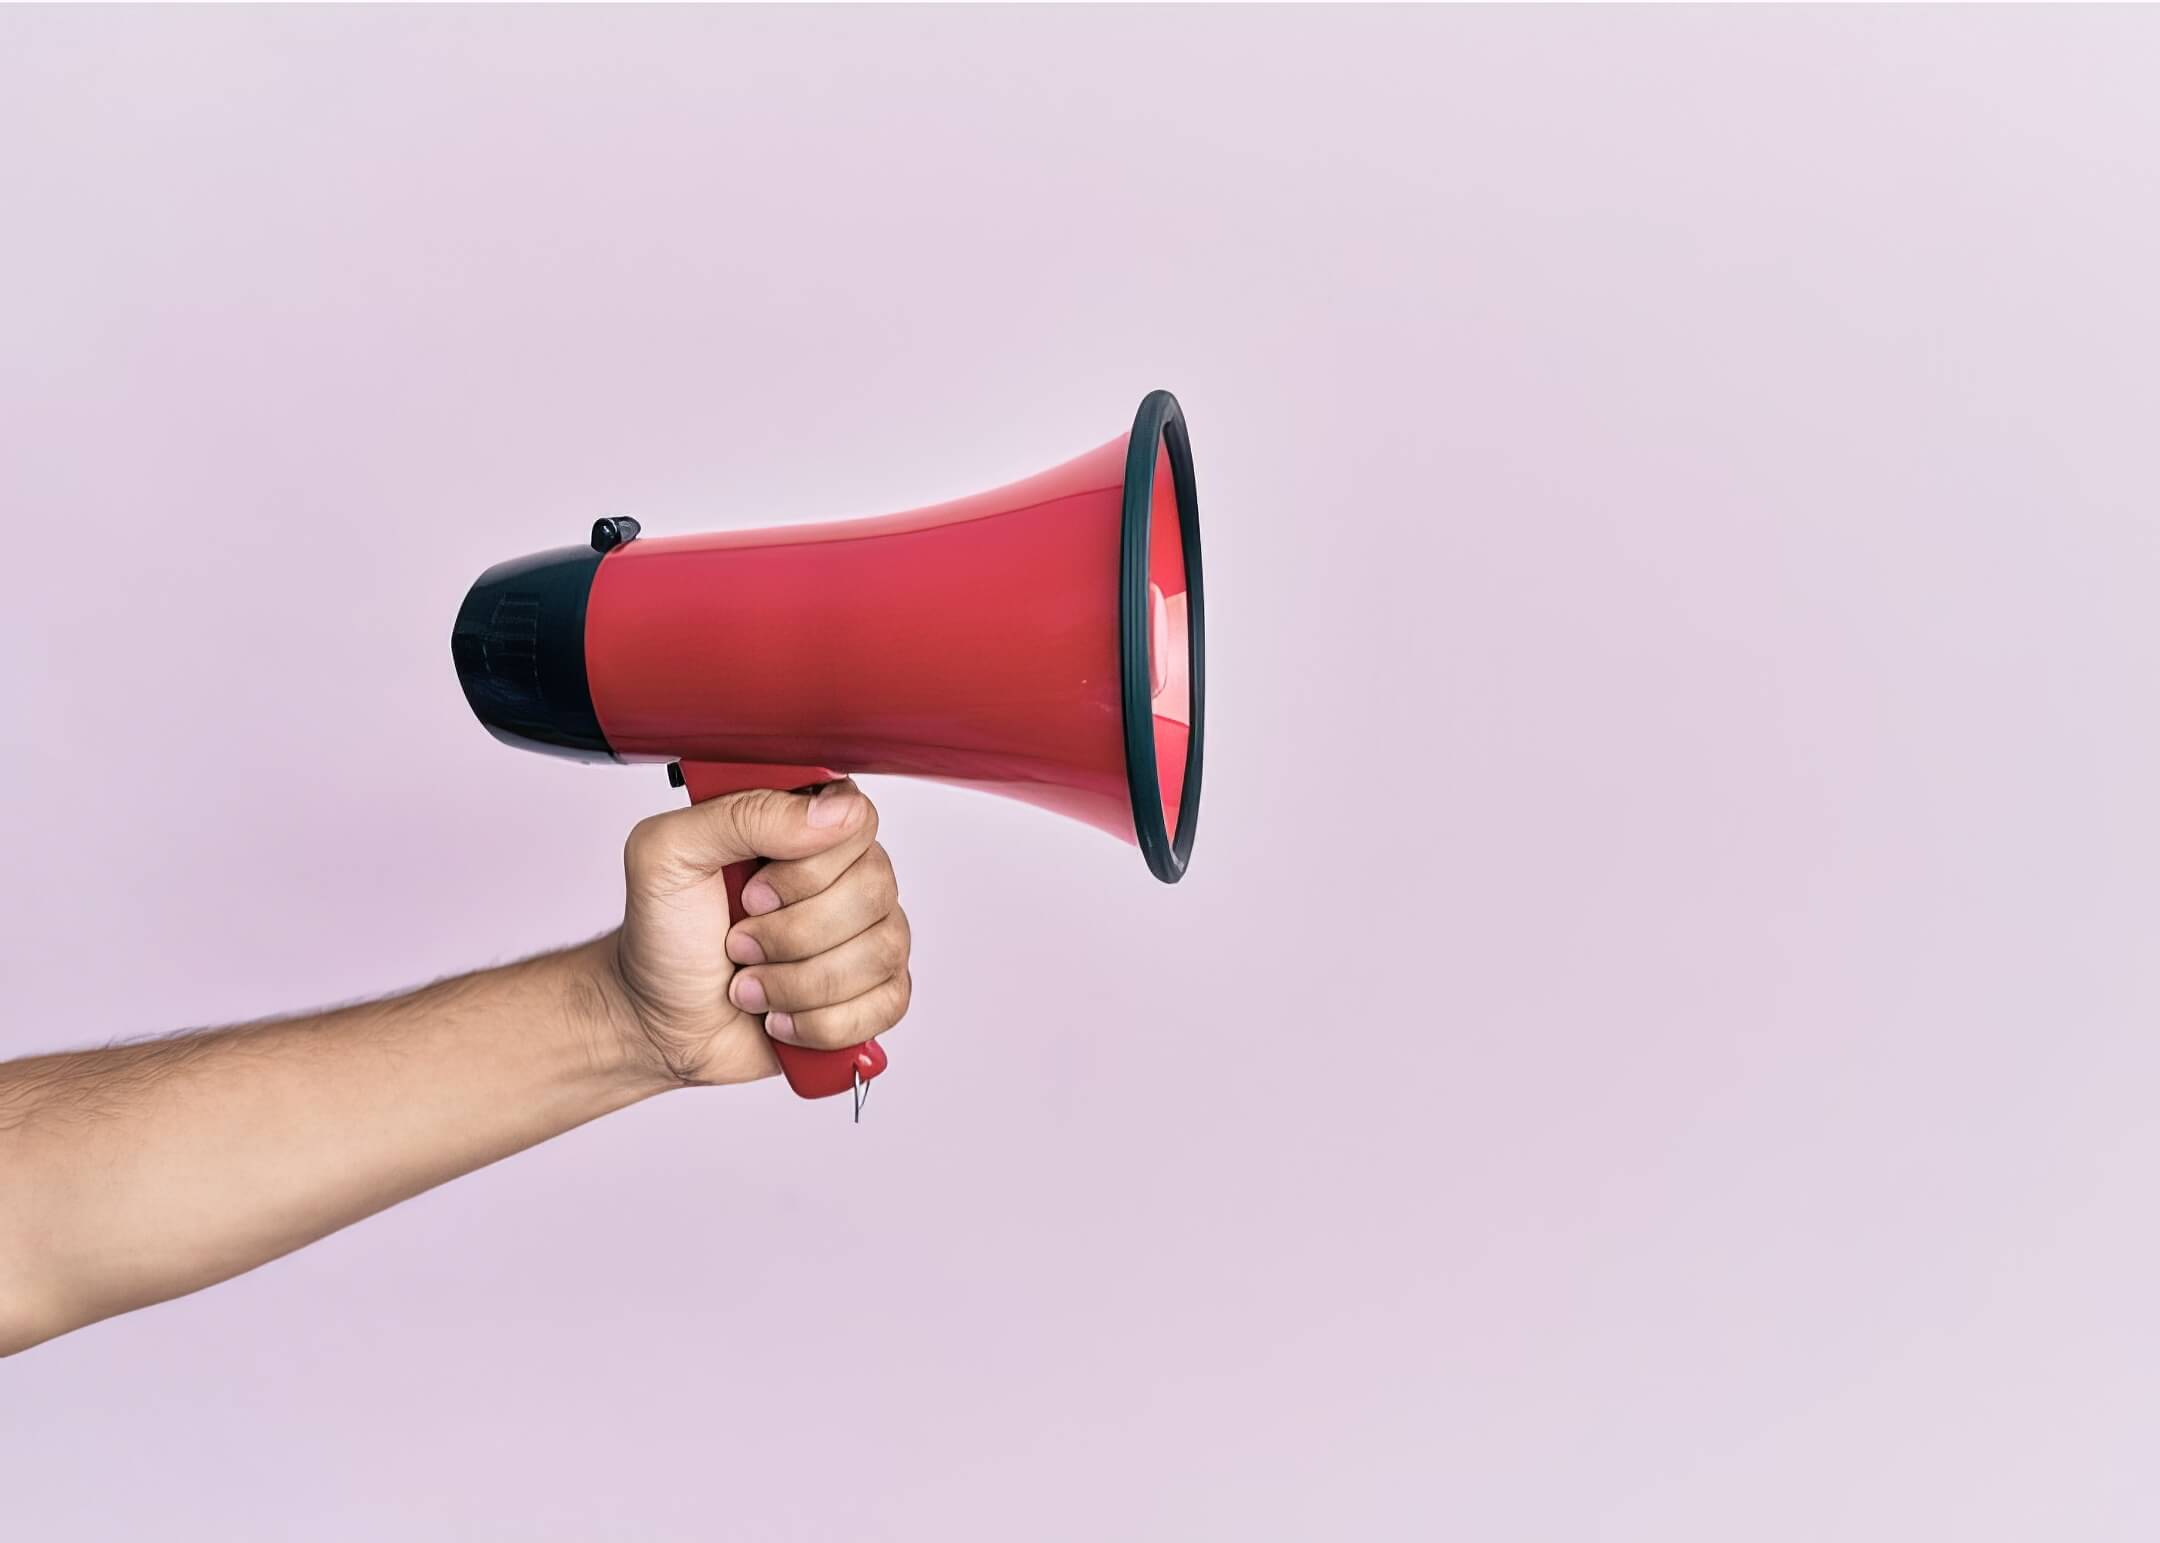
[452, 391, 1205, 1102]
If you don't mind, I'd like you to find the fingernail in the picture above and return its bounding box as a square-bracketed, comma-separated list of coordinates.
[732, 974, 767, 1013]
[806, 784, 859, 829]
[766, 1010, 796, 1043]
[741, 878, 782, 915]
[726, 929, 763, 966]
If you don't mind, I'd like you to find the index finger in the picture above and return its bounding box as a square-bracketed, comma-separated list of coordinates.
[737, 781, 882, 915]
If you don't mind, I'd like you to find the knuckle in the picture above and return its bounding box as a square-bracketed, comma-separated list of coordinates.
[751, 911, 800, 961]
[866, 845, 900, 909]
[803, 955, 843, 1006]
[623, 816, 669, 878]
[754, 962, 796, 1009]
[803, 1007, 857, 1050]
[878, 914, 910, 972]
[886, 971, 914, 1028]
[736, 787, 789, 838]
[839, 859, 896, 924]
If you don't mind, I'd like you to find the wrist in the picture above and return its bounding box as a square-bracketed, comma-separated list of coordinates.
[562, 934, 687, 1097]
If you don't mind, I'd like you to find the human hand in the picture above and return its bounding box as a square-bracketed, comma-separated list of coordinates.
[601, 779, 911, 1088]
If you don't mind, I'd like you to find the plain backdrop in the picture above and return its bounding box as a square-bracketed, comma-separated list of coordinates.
[6, 7, 2160, 1539]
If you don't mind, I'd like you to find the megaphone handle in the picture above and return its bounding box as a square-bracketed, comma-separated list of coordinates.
[676, 760, 891, 1103]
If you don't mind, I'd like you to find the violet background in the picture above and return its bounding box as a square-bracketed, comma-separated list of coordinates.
[6, 7, 2160, 1539]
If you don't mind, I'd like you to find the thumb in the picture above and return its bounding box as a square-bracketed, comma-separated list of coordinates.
[627, 780, 866, 885]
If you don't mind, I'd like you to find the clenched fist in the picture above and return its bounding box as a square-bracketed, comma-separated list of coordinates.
[600, 779, 911, 1087]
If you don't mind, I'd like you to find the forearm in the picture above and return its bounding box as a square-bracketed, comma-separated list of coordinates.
[0, 938, 668, 1355]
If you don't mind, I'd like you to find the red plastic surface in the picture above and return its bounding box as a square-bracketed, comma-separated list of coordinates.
[584, 435, 1142, 843]
[678, 760, 888, 1101]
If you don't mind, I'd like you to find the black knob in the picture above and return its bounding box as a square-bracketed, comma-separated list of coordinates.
[591, 516, 642, 553]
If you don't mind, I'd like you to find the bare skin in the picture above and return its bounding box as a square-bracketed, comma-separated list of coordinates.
[0, 779, 910, 1357]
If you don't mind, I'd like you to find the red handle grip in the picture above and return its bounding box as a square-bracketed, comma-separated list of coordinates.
[680, 761, 890, 1101]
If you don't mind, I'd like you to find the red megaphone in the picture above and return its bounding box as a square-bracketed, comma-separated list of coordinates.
[452, 390, 1205, 1102]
